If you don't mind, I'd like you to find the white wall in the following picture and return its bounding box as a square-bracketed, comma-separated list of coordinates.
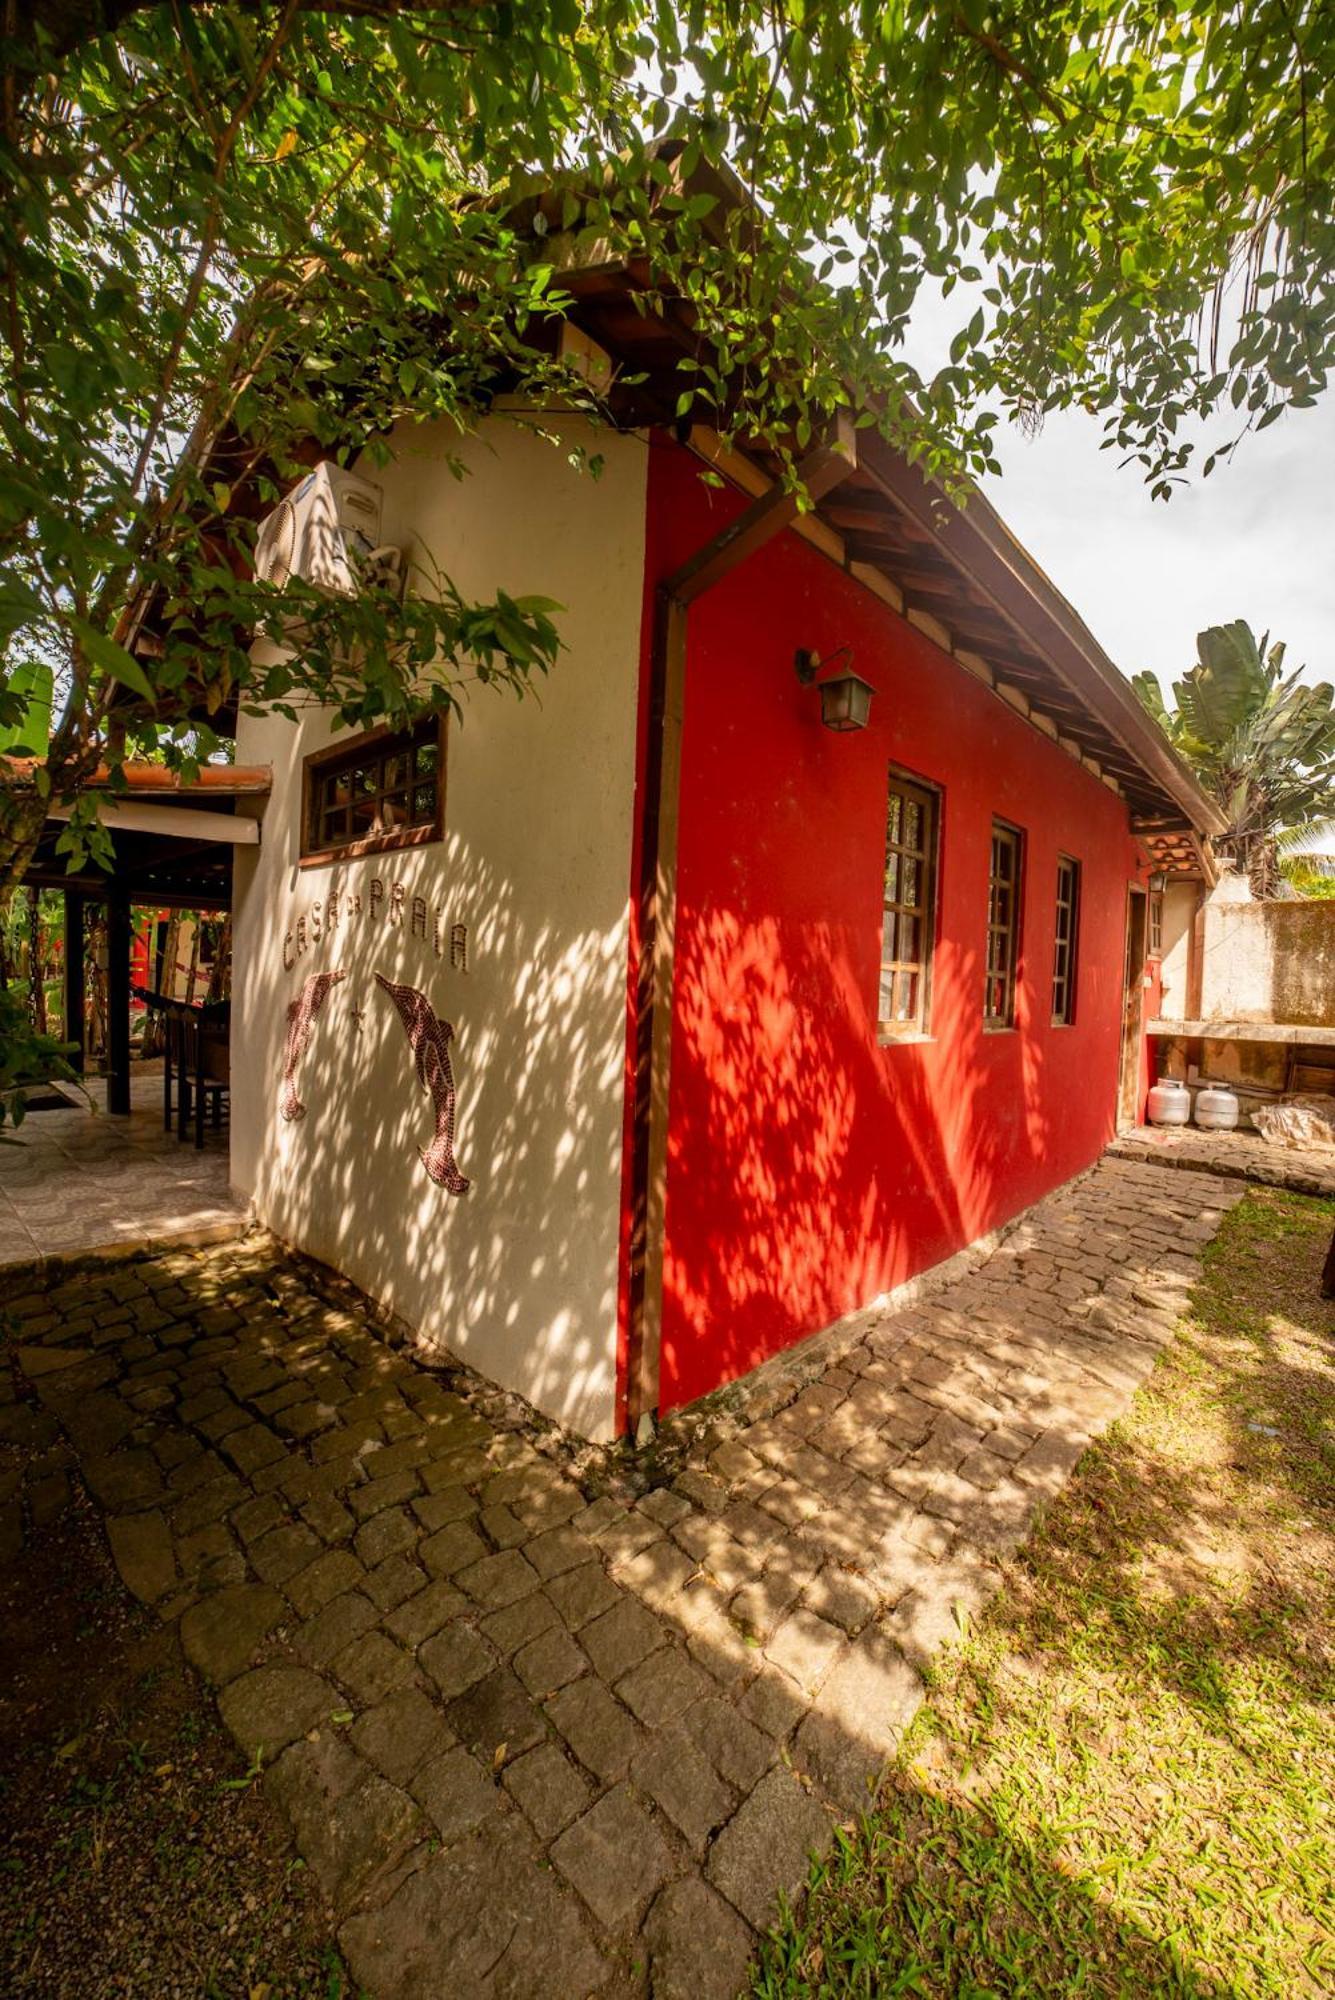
[231, 415, 648, 1439]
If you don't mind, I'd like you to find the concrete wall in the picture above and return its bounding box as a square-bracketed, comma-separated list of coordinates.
[231, 415, 648, 1440]
[1153, 867, 1335, 1103]
[1200, 885, 1335, 1027]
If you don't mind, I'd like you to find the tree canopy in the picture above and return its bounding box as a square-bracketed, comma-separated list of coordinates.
[1133, 622, 1335, 897]
[2, 1, 1332, 893]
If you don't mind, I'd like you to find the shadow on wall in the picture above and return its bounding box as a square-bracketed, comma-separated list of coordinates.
[660, 908, 1054, 1411]
[239, 827, 628, 1440]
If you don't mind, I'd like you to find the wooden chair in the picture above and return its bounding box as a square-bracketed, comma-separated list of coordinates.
[133, 988, 230, 1147]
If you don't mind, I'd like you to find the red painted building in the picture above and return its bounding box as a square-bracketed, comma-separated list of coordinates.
[631, 438, 1143, 1416]
[610, 413, 1222, 1440]
[233, 267, 1222, 1447]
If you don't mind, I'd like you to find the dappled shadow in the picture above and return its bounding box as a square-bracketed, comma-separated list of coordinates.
[649, 430, 1137, 1418]
[974, 1187, 1335, 1728]
[229, 412, 650, 1443]
[4, 1166, 1316, 1995]
[752, 1772, 1235, 1998]
[234, 819, 628, 1439]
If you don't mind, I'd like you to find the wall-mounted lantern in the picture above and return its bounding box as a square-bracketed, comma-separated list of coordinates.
[795, 646, 875, 733]
[1148, 869, 1168, 893]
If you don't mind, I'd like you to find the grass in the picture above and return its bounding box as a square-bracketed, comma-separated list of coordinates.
[754, 1187, 1335, 1999]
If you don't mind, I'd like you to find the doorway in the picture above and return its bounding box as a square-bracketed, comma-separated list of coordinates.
[1118, 885, 1149, 1130]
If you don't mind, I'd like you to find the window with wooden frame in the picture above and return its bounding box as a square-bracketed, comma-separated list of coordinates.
[984, 819, 1023, 1027]
[301, 717, 445, 865]
[1148, 889, 1164, 957]
[879, 771, 939, 1037]
[1052, 855, 1080, 1025]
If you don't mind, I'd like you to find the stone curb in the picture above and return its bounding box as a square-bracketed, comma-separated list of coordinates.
[0, 1214, 254, 1290]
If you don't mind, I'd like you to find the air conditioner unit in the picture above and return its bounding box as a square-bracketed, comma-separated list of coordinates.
[254, 462, 393, 595]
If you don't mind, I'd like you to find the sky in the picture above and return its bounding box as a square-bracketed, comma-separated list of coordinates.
[969, 383, 1335, 701]
[896, 266, 1335, 702]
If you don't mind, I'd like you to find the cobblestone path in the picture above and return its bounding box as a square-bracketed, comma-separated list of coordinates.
[0, 1156, 1245, 1997]
[1111, 1122, 1335, 1199]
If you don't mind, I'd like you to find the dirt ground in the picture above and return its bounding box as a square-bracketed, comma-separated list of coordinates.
[0, 1435, 353, 1998]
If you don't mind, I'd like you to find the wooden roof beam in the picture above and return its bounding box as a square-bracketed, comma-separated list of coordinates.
[854, 430, 1225, 835]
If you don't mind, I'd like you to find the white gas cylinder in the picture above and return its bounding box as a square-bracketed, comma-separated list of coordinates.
[1147, 1078, 1190, 1127]
[1194, 1084, 1240, 1132]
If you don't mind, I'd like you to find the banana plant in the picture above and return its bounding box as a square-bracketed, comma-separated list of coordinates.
[1133, 623, 1335, 897]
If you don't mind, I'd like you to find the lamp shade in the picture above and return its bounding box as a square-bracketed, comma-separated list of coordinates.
[818, 669, 875, 733]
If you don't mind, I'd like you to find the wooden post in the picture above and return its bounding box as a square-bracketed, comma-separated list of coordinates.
[106, 889, 132, 1115]
[62, 891, 86, 1072]
[26, 884, 45, 1032]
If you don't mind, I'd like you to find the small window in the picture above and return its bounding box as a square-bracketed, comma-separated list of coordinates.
[1052, 855, 1080, 1025]
[879, 771, 939, 1037]
[984, 820, 1023, 1027]
[1148, 889, 1164, 957]
[301, 717, 444, 864]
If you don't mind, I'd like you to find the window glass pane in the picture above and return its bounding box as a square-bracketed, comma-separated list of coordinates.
[881, 775, 938, 1033]
[901, 858, 918, 910]
[304, 724, 443, 857]
[884, 850, 899, 904]
[1052, 857, 1079, 1024]
[985, 822, 1022, 1024]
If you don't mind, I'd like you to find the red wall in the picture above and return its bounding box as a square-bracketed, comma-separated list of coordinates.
[630, 437, 1145, 1417]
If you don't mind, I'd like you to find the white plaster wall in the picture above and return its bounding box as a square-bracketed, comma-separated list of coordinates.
[231, 415, 648, 1440]
[1157, 881, 1197, 1017]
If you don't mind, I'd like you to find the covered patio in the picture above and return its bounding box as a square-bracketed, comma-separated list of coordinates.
[0, 1069, 244, 1269]
[18, 760, 268, 1112]
[1, 761, 268, 1268]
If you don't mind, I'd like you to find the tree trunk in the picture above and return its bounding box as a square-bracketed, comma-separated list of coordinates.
[26, 885, 46, 1032]
[0, 790, 49, 912]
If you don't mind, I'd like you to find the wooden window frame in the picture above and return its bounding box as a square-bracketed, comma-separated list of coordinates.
[1051, 853, 1081, 1026]
[878, 767, 941, 1041]
[299, 715, 446, 869]
[984, 818, 1024, 1029]
[1148, 889, 1164, 958]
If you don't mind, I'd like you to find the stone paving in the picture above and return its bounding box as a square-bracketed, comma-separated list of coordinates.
[0, 1154, 1247, 1997]
[1111, 1122, 1335, 1199]
[0, 1071, 244, 1272]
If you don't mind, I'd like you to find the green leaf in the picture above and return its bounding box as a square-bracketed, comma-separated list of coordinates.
[70, 620, 155, 702]
[0, 658, 54, 753]
[0, 570, 47, 642]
